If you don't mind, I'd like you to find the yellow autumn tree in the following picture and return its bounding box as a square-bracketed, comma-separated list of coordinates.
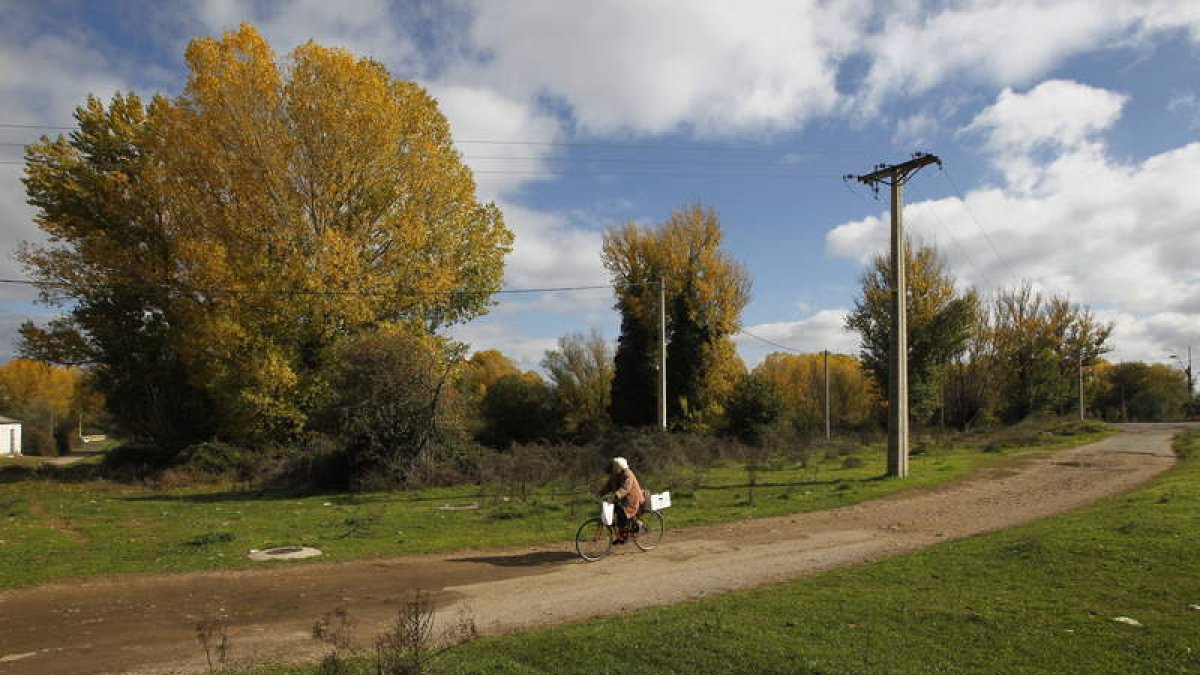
[19, 24, 512, 446]
[754, 352, 876, 431]
[0, 359, 77, 418]
[602, 204, 750, 429]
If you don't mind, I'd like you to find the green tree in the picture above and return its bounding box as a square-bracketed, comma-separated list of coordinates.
[19, 25, 512, 448]
[723, 372, 785, 445]
[321, 327, 463, 484]
[602, 204, 751, 429]
[1092, 362, 1187, 422]
[542, 330, 614, 439]
[845, 242, 978, 425]
[478, 373, 563, 448]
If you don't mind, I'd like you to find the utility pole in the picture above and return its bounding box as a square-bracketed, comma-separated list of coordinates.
[1078, 352, 1085, 422]
[658, 278, 667, 431]
[824, 349, 831, 440]
[1169, 346, 1193, 403]
[850, 152, 941, 478]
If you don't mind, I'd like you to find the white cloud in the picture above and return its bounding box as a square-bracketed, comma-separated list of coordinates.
[1168, 91, 1200, 130]
[190, 0, 422, 73]
[963, 80, 1127, 158]
[1098, 310, 1200, 365]
[428, 85, 564, 200]
[496, 201, 608, 291]
[892, 112, 940, 148]
[450, 0, 864, 136]
[738, 309, 856, 367]
[854, 0, 1199, 113]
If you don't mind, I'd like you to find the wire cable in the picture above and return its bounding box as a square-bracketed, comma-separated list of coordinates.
[0, 276, 651, 298]
[940, 166, 1012, 271]
[737, 327, 806, 354]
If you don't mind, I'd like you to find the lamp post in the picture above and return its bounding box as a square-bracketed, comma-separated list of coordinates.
[1168, 348, 1193, 398]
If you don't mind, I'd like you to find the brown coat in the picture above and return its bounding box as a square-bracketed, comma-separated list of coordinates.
[599, 468, 644, 518]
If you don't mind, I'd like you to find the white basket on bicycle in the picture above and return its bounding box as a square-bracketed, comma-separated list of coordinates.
[649, 491, 671, 512]
[601, 500, 616, 526]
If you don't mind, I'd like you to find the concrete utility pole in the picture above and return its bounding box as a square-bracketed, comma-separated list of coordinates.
[824, 349, 831, 440]
[658, 278, 668, 430]
[850, 152, 941, 478]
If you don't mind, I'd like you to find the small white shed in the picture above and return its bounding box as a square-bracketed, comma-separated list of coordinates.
[0, 416, 22, 456]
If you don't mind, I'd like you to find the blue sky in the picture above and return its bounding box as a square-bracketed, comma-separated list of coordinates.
[1, 1, 1199, 373]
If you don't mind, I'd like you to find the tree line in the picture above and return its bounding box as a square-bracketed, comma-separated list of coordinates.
[10, 24, 1194, 480]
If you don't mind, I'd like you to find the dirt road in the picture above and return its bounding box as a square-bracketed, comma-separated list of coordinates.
[0, 424, 1187, 674]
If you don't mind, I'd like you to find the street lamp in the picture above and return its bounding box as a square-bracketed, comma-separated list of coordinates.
[1168, 347, 1193, 398]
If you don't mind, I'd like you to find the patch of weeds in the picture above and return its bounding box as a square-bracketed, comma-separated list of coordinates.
[489, 501, 535, 521]
[1002, 535, 1047, 560]
[182, 531, 235, 548]
[339, 513, 381, 539]
[195, 616, 231, 673]
[312, 593, 479, 675]
[841, 456, 865, 470]
[313, 606, 356, 674]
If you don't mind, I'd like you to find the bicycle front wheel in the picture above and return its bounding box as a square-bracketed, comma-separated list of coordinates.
[633, 510, 665, 551]
[575, 517, 613, 561]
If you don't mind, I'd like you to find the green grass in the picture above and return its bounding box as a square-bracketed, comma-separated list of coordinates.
[0, 427, 1112, 590]
[357, 429, 1200, 674]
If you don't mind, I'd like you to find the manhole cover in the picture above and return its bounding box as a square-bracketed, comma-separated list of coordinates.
[247, 546, 323, 561]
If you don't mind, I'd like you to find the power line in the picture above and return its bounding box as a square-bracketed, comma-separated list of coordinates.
[0, 123, 74, 130]
[909, 180, 995, 291]
[0, 158, 840, 179]
[737, 328, 806, 354]
[0, 276, 642, 298]
[0, 120, 877, 156]
[939, 166, 1012, 271]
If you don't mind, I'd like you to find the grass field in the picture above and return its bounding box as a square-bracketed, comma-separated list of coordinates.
[315, 429, 1197, 675]
[0, 426, 1109, 590]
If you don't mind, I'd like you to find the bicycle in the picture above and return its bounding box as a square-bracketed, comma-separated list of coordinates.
[574, 492, 668, 562]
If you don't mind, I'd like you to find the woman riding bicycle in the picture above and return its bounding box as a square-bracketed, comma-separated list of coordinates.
[596, 456, 644, 544]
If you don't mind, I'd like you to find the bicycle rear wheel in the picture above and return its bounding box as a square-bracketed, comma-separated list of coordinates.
[575, 517, 613, 561]
[632, 510, 665, 551]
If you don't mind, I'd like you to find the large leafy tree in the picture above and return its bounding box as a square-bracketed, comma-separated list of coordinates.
[753, 352, 877, 432]
[19, 25, 512, 447]
[602, 204, 750, 429]
[1092, 361, 1187, 422]
[542, 330, 614, 438]
[988, 283, 1111, 422]
[845, 242, 979, 425]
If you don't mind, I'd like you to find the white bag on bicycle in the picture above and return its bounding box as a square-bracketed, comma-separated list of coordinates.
[601, 500, 615, 526]
[650, 491, 671, 511]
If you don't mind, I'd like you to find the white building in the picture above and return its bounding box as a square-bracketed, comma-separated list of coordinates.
[0, 416, 22, 456]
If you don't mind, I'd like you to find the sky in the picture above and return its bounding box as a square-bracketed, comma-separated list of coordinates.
[1, 0, 1199, 375]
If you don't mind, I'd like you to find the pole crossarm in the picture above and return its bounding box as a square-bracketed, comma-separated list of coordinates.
[849, 152, 942, 188]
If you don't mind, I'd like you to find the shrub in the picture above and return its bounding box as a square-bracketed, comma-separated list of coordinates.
[100, 443, 177, 474]
[178, 441, 255, 478]
[21, 429, 57, 457]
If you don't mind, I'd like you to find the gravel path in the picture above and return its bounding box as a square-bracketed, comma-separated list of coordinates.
[0, 423, 1188, 674]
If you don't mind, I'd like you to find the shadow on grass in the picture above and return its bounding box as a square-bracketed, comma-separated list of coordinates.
[448, 550, 578, 567]
[694, 473, 891, 492]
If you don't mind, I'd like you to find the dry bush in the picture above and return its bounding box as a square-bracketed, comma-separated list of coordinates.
[195, 616, 231, 673]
